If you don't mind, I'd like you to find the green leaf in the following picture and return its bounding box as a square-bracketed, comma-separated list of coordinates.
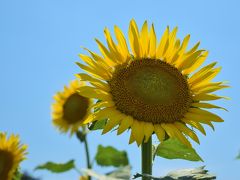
[12, 168, 22, 180]
[35, 160, 75, 173]
[89, 119, 107, 131]
[155, 138, 203, 162]
[236, 151, 240, 159]
[95, 145, 129, 167]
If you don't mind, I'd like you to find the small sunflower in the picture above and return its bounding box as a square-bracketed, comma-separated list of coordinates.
[76, 20, 228, 146]
[0, 133, 27, 180]
[52, 80, 93, 135]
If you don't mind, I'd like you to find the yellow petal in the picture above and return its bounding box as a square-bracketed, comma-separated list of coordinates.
[156, 26, 169, 59]
[183, 51, 208, 75]
[161, 123, 175, 138]
[154, 124, 165, 141]
[76, 73, 110, 92]
[167, 123, 192, 147]
[189, 108, 224, 122]
[131, 120, 145, 146]
[193, 93, 229, 101]
[174, 122, 200, 144]
[182, 118, 206, 135]
[194, 85, 229, 94]
[82, 47, 111, 70]
[191, 81, 223, 92]
[114, 25, 130, 60]
[177, 50, 205, 71]
[143, 122, 154, 143]
[178, 34, 190, 54]
[104, 28, 124, 63]
[76, 62, 110, 80]
[190, 67, 222, 88]
[128, 19, 142, 58]
[83, 107, 116, 124]
[129, 129, 136, 144]
[184, 112, 215, 130]
[149, 24, 157, 58]
[117, 116, 134, 135]
[140, 21, 149, 58]
[188, 62, 217, 84]
[191, 102, 227, 111]
[90, 100, 115, 110]
[95, 38, 117, 65]
[78, 86, 111, 101]
[185, 41, 200, 56]
[164, 27, 178, 58]
[102, 112, 123, 134]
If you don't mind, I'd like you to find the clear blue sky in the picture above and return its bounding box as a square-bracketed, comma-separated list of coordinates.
[0, 0, 240, 179]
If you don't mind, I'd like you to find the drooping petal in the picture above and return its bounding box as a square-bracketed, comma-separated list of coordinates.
[154, 124, 165, 141]
[83, 107, 116, 124]
[117, 116, 134, 135]
[174, 122, 200, 144]
[181, 118, 206, 135]
[143, 122, 154, 143]
[131, 120, 145, 146]
[184, 112, 216, 130]
[102, 112, 124, 134]
[189, 108, 224, 122]
[167, 123, 192, 147]
[161, 123, 175, 138]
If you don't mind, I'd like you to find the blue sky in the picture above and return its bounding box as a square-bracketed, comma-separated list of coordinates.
[0, 0, 240, 179]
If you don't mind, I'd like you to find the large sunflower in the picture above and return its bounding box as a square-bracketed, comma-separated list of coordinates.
[52, 80, 93, 135]
[0, 133, 27, 180]
[76, 20, 228, 146]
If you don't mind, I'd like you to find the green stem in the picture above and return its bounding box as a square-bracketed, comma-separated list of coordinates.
[141, 136, 152, 180]
[83, 135, 92, 180]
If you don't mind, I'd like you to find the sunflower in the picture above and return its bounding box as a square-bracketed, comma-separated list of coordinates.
[0, 133, 27, 180]
[76, 19, 228, 146]
[52, 80, 93, 135]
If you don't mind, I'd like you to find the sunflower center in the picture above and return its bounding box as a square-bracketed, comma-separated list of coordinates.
[63, 93, 89, 124]
[109, 59, 191, 124]
[0, 150, 14, 179]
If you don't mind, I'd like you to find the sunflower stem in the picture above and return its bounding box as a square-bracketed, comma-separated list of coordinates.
[141, 136, 152, 180]
[83, 135, 92, 180]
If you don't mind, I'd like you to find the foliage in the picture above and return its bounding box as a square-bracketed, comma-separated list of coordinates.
[89, 119, 107, 131]
[236, 151, 240, 159]
[155, 138, 203, 162]
[35, 160, 76, 173]
[95, 145, 129, 167]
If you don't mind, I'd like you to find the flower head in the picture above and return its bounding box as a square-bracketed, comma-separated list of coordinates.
[0, 133, 27, 180]
[52, 80, 93, 135]
[76, 20, 228, 146]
